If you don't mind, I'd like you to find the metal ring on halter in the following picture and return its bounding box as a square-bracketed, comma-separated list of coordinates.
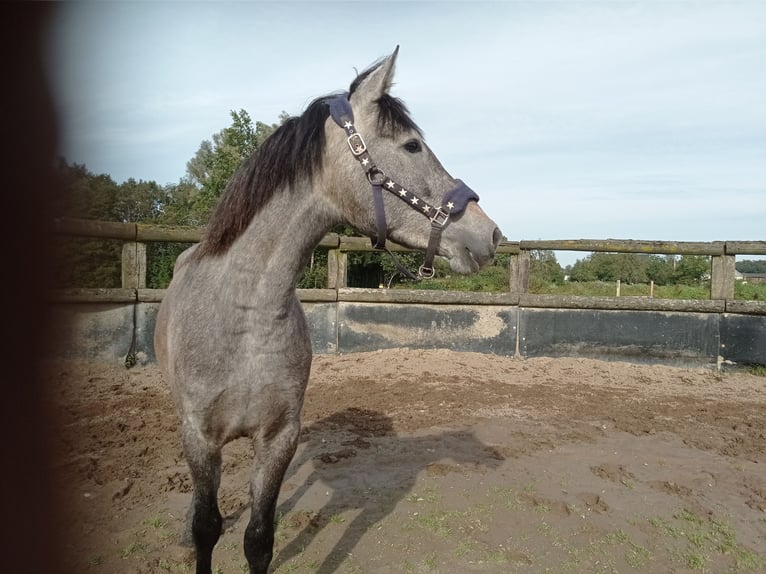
[418, 265, 435, 279]
[366, 168, 386, 186]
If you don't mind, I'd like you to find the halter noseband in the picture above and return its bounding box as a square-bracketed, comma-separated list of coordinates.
[328, 93, 479, 279]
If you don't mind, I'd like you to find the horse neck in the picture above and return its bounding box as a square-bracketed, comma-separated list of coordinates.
[224, 182, 336, 299]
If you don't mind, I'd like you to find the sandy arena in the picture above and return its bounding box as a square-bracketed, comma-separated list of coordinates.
[46, 349, 765, 573]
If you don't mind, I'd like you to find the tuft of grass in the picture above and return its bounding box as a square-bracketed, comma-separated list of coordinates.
[423, 552, 438, 570]
[121, 540, 150, 558]
[413, 510, 453, 537]
[605, 529, 630, 544]
[534, 502, 551, 513]
[454, 540, 477, 558]
[143, 516, 167, 529]
[685, 552, 705, 570]
[648, 511, 765, 572]
[625, 543, 652, 568]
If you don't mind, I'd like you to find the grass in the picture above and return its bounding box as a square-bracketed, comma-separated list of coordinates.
[395, 482, 765, 573]
[400, 271, 766, 301]
[646, 509, 765, 572]
[745, 364, 766, 376]
[534, 280, 713, 299]
[143, 516, 168, 529]
[121, 540, 150, 558]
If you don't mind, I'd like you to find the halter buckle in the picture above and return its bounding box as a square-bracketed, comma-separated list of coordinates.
[347, 133, 367, 156]
[430, 207, 449, 227]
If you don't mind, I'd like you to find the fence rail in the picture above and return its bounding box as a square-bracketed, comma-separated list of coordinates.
[50, 217, 766, 314]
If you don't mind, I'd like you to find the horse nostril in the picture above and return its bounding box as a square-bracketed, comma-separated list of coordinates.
[492, 227, 502, 248]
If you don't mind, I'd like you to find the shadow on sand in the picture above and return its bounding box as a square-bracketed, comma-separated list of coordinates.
[270, 408, 504, 573]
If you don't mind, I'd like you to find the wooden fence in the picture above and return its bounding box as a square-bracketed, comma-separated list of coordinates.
[50, 217, 766, 316]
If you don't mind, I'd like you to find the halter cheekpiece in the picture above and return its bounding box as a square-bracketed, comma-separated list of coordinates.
[327, 93, 479, 279]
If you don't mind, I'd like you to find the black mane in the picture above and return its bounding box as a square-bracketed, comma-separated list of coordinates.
[195, 60, 422, 259]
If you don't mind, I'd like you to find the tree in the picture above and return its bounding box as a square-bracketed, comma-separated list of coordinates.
[736, 259, 766, 274]
[646, 255, 675, 285]
[529, 250, 564, 291]
[53, 161, 123, 287]
[569, 252, 648, 284]
[673, 255, 710, 285]
[185, 109, 281, 221]
[115, 178, 164, 223]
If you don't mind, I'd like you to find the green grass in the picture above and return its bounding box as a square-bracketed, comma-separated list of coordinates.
[121, 540, 150, 558]
[143, 516, 167, 529]
[735, 281, 766, 300]
[647, 510, 765, 572]
[396, 270, 766, 301]
[534, 280, 712, 299]
[745, 364, 766, 376]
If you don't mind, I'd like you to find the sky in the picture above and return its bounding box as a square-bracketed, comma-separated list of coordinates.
[48, 1, 766, 267]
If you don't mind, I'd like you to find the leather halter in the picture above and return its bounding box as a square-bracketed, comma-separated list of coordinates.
[328, 93, 479, 279]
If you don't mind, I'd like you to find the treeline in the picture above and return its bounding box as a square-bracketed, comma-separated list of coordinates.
[52, 109, 458, 289]
[736, 260, 766, 273]
[568, 252, 711, 285]
[53, 109, 281, 288]
[53, 108, 762, 292]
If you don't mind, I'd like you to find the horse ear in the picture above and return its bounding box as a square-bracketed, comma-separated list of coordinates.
[351, 46, 399, 103]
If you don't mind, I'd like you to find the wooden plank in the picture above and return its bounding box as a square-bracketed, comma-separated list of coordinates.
[297, 289, 338, 302]
[338, 236, 519, 254]
[121, 242, 146, 289]
[725, 300, 766, 316]
[710, 255, 735, 300]
[327, 249, 347, 289]
[337, 288, 518, 305]
[496, 241, 520, 254]
[136, 223, 203, 242]
[520, 239, 725, 255]
[137, 289, 166, 303]
[53, 217, 136, 240]
[726, 241, 766, 256]
[47, 288, 137, 303]
[339, 236, 406, 252]
[317, 233, 341, 248]
[519, 294, 724, 313]
[509, 251, 530, 295]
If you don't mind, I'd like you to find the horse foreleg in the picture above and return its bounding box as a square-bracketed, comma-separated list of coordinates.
[244, 419, 301, 574]
[183, 432, 223, 574]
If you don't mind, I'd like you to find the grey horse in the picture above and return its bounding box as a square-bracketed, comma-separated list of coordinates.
[154, 47, 501, 574]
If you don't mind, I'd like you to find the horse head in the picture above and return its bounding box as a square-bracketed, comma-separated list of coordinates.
[323, 47, 502, 276]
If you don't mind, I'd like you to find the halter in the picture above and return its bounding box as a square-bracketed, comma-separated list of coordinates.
[328, 93, 479, 279]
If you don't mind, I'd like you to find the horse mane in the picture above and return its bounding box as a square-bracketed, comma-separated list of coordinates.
[194, 60, 422, 259]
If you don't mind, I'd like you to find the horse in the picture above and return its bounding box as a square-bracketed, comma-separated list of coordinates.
[154, 47, 501, 574]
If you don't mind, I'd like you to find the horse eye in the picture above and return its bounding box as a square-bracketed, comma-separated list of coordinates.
[403, 139, 422, 153]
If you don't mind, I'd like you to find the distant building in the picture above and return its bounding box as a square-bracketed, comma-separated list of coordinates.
[738, 272, 766, 284]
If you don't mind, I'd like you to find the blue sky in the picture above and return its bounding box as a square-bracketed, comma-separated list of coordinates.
[48, 1, 765, 266]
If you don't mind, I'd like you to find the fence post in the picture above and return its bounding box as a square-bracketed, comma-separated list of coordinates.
[327, 246, 348, 289]
[121, 242, 147, 289]
[710, 254, 735, 300]
[509, 250, 530, 295]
